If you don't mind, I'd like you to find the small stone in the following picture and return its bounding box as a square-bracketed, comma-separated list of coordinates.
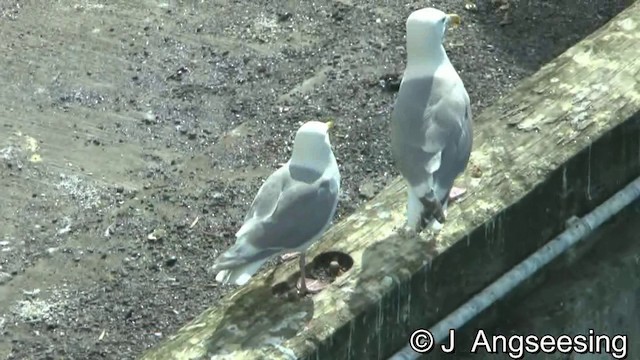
[277, 12, 292, 22]
[46, 247, 59, 254]
[329, 260, 340, 277]
[470, 164, 483, 178]
[0, 271, 12, 285]
[358, 181, 376, 199]
[165, 256, 178, 267]
[211, 192, 224, 200]
[23, 288, 41, 297]
[147, 228, 166, 241]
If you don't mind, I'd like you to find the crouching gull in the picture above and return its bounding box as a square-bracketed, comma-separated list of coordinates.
[390, 8, 473, 233]
[210, 120, 341, 295]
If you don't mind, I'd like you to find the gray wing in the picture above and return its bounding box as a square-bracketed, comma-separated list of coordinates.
[238, 167, 287, 226]
[235, 166, 339, 262]
[391, 75, 471, 200]
[431, 88, 472, 201]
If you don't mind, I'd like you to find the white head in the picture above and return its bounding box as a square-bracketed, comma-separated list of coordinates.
[290, 120, 335, 170]
[405, 8, 460, 67]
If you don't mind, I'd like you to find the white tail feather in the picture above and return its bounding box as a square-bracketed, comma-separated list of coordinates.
[214, 258, 269, 286]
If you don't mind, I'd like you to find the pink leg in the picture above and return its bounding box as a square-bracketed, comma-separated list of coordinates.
[449, 187, 467, 202]
[296, 277, 328, 294]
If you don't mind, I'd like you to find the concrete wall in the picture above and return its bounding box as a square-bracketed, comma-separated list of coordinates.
[429, 206, 640, 360]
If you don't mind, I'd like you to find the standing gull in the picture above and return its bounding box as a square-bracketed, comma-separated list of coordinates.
[391, 8, 473, 233]
[210, 120, 340, 295]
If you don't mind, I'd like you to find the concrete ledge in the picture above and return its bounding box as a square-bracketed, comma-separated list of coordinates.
[139, 2, 640, 359]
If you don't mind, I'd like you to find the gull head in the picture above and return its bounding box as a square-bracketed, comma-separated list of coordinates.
[290, 120, 335, 169]
[407, 8, 460, 45]
[405, 8, 460, 69]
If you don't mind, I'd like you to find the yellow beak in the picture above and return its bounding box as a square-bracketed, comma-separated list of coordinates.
[326, 120, 334, 130]
[447, 13, 461, 28]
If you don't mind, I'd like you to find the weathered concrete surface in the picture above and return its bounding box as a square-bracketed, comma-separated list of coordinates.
[139, 2, 640, 360]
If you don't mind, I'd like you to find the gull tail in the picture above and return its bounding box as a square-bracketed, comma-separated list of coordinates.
[213, 258, 270, 286]
[210, 241, 269, 286]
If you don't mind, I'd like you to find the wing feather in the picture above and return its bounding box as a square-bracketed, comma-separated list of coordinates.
[230, 165, 339, 264]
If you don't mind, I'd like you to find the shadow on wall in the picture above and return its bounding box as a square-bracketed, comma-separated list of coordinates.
[465, 0, 631, 68]
[455, 206, 640, 359]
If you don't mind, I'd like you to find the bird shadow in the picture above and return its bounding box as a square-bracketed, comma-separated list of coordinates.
[203, 274, 316, 356]
[338, 229, 444, 359]
[202, 250, 354, 357]
[339, 215, 513, 359]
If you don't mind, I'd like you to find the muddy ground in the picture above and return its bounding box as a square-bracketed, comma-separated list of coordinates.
[0, 0, 632, 359]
